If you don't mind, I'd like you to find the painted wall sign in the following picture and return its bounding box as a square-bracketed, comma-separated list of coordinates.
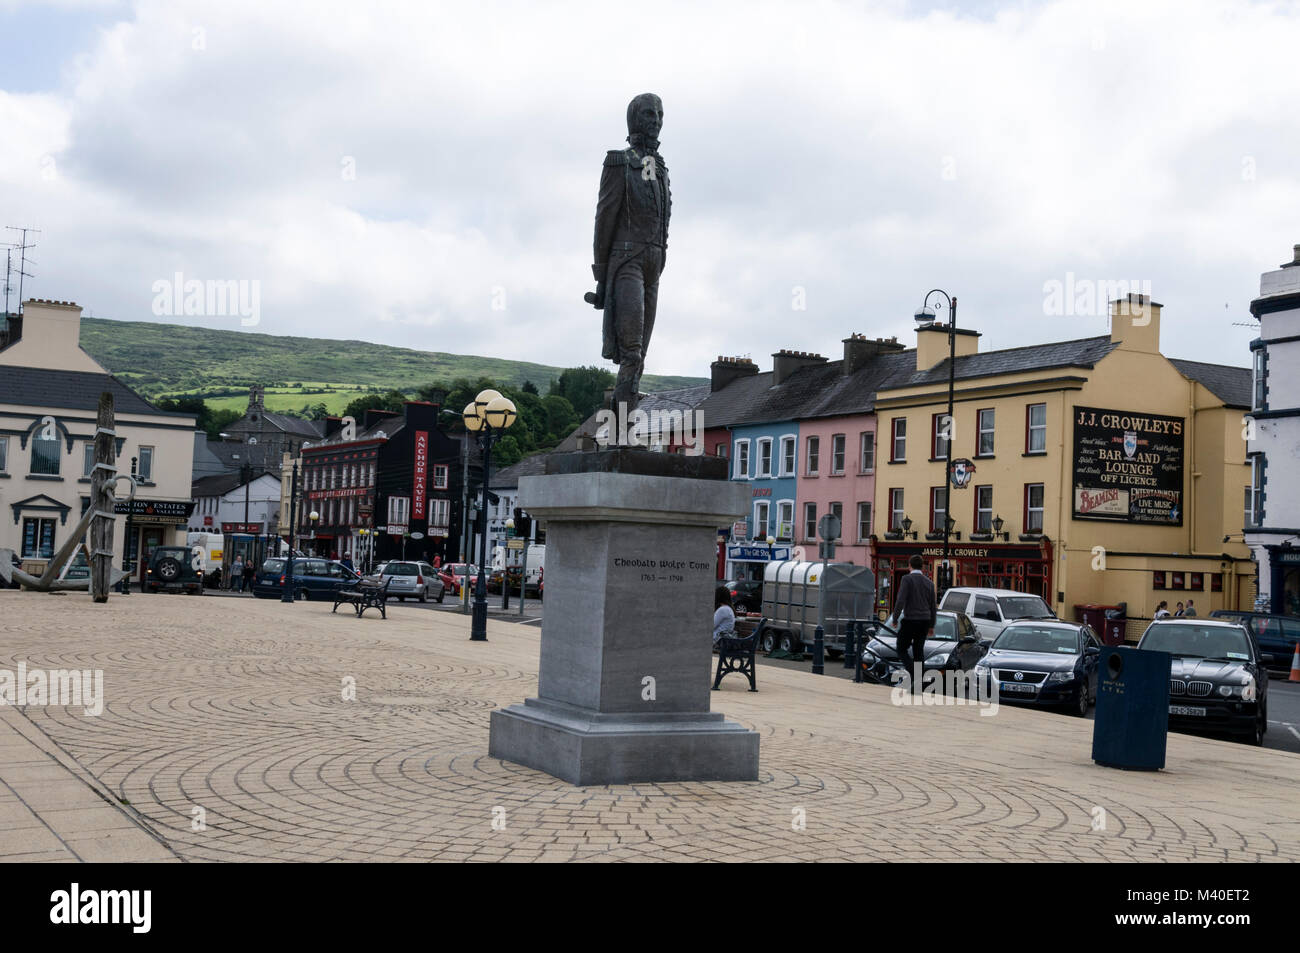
[1072, 405, 1184, 525]
[413, 430, 429, 520]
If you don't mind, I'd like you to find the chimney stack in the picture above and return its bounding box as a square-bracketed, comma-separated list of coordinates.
[771, 349, 828, 386]
[1108, 293, 1163, 354]
[710, 355, 759, 392]
[842, 333, 906, 375]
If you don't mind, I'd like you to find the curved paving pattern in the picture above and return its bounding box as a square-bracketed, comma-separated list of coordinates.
[1, 590, 1296, 862]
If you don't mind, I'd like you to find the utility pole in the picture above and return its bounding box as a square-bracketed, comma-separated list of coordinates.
[5, 226, 39, 310]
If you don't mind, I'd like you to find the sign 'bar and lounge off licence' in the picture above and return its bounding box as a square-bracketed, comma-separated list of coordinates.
[1072, 405, 1184, 525]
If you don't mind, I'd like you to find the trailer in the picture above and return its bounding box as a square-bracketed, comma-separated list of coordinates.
[760, 560, 877, 657]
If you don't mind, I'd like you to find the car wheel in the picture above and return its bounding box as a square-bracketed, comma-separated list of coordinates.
[1073, 682, 1090, 717]
[1247, 709, 1266, 746]
[398, 595, 405, 602]
[436, 588, 445, 603]
[418, 588, 427, 603]
[778, 631, 799, 655]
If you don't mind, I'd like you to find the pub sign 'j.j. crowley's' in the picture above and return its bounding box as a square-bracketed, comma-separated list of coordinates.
[1072, 406, 1185, 525]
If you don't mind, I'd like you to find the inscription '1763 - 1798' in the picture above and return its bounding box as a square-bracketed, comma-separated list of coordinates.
[613, 557, 713, 584]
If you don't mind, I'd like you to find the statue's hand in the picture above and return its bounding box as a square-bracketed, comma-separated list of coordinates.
[584, 281, 606, 310]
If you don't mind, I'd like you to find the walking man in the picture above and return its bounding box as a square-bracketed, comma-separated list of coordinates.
[893, 555, 936, 695]
[1183, 598, 1197, 617]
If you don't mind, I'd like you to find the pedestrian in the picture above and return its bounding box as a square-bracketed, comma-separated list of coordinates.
[892, 555, 936, 694]
[242, 557, 255, 594]
[341, 552, 354, 573]
[1183, 599, 1197, 617]
[712, 585, 736, 650]
[230, 555, 244, 592]
[1174, 601, 1185, 617]
[1154, 600, 1171, 620]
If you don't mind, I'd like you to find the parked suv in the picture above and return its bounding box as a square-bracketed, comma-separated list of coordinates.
[1208, 610, 1300, 674]
[381, 561, 445, 603]
[146, 545, 204, 595]
[938, 587, 1056, 641]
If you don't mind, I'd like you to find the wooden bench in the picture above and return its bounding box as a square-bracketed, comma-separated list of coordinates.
[713, 618, 766, 692]
[332, 577, 391, 619]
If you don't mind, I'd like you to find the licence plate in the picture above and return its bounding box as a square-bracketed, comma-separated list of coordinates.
[1000, 682, 1038, 694]
[1169, 705, 1206, 717]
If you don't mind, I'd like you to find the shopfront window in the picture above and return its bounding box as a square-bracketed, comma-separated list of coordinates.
[22, 517, 56, 558]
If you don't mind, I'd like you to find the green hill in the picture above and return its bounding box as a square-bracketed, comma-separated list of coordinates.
[78, 317, 704, 414]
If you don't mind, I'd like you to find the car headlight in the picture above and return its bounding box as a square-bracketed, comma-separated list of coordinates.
[974, 658, 991, 671]
[925, 652, 950, 668]
[1048, 670, 1076, 683]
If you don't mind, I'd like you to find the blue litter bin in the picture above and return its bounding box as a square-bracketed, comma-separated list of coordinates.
[1091, 645, 1171, 771]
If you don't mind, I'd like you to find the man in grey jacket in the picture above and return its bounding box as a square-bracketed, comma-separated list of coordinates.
[892, 555, 937, 694]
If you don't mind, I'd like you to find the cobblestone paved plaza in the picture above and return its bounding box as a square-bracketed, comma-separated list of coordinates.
[1, 590, 1296, 862]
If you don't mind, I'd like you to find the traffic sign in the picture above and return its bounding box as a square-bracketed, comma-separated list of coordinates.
[817, 513, 841, 541]
[507, 539, 525, 551]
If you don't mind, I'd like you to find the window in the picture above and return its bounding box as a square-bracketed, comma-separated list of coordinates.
[1025, 483, 1044, 533]
[930, 487, 947, 534]
[776, 501, 794, 541]
[857, 501, 872, 542]
[83, 443, 95, 478]
[829, 502, 842, 527]
[715, 442, 728, 458]
[932, 413, 951, 460]
[831, 434, 845, 474]
[977, 408, 995, 456]
[753, 501, 770, 539]
[780, 436, 796, 476]
[891, 418, 906, 462]
[1026, 404, 1046, 454]
[804, 502, 817, 541]
[889, 489, 905, 531]
[734, 440, 750, 478]
[1244, 485, 1253, 529]
[388, 495, 411, 528]
[1249, 457, 1264, 525]
[1252, 347, 1266, 411]
[22, 517, 56, 559]
[430, 498, 450, 530]
[433, 464, 449, 490]
[974, 485, 993, 533]
[0, 435, 7, 472]
[137, 446, 154, 482]
[30, 433, 60, 475]
[859, 432, 874, 473]
[806, 436, 820, 475]
[757, 438, 773, 477]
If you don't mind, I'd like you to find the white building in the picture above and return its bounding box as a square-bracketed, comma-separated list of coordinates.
[188, 470, 282, 536]
[0, 299, 197, 582]
[1245, 244, 1300, 616]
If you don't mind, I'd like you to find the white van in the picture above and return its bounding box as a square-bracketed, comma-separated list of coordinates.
[185, 532, 225, 586]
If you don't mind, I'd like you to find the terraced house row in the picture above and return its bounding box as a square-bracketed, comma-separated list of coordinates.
[693, 295, 1257, 624]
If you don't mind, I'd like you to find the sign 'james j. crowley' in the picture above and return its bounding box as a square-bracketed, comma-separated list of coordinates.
[1072, 406, 1184, 525]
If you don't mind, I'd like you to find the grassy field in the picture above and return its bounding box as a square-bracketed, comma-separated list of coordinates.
[80, 317, 705, 406]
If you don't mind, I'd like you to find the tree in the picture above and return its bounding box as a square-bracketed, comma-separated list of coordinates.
[549, 366, 614, 421]
[342, 389, 408, 421]
[521, 379, 539, 395]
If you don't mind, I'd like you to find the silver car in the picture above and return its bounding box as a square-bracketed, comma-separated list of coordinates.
[380, 561, 445, 603]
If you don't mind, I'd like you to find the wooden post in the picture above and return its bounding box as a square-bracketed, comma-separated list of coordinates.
[90, 392, 116, 602]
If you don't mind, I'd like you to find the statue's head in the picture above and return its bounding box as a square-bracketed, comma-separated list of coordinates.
[626, 93, 663, 143]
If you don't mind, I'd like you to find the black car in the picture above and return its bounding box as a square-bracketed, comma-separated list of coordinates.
[1137, 619, 1271, 745]
[858, 611, 988, 685]
[1208, 610, 1300, 674]
[146, 545, 204, 595]
[972, 620, 1102, 716]
[724, 579, 763, 612]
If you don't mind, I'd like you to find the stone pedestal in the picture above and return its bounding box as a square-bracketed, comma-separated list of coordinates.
[488, 450, 758, 785]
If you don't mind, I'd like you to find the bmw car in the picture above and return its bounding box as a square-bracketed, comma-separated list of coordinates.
[1137, 619, 1271, 745]
[972, 620, 1101, 716]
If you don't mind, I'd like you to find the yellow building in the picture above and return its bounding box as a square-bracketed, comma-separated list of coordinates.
[869, 295, 1253, 635]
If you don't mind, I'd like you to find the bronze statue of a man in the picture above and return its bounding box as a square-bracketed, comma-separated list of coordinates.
[587, 93, 671, 429]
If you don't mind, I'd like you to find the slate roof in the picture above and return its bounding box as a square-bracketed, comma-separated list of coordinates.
[260, 411, 324, 437]
[1169, 358, 1252, 409]
[697, 336, 1124, 429]
[191, 470, 277, 498]
[0, 366, 192, 418]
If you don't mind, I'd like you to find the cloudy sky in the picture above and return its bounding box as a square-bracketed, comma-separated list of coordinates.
[2, 0, 1296, 378]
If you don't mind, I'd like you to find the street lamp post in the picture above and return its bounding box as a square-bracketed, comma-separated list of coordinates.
[119, 456, 137, 594]
[915, 289, 957, 595]
[281, 460, 299, 603]
[502, 517, 515, 610]
[462, 389, 517, 642]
